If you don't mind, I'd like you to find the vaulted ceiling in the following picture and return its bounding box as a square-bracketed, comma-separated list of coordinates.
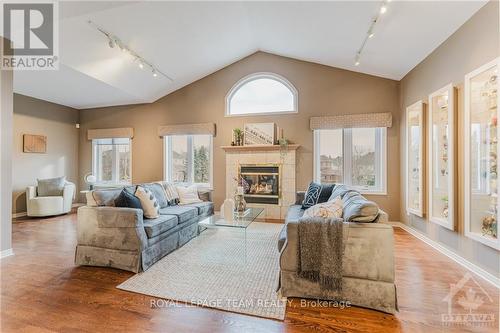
[13, 1, 487, 109]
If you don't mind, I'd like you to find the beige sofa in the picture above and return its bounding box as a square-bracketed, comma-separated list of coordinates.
[278, 191, 398, 314]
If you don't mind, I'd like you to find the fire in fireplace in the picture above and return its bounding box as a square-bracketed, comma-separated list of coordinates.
[239, 164, 280, 205]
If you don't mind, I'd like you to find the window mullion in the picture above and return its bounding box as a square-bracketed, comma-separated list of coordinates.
[188, 136, 194, 184]
[343, 129, 352, 186]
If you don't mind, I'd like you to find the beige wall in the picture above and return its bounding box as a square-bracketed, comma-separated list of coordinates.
[12, 94, 79, 214]
[79, 52, 401, 219]
[399, 1, 499, 276]
[1, 37, 13, 252]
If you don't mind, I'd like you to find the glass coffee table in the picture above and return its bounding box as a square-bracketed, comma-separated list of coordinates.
[198, 207, 264, 262]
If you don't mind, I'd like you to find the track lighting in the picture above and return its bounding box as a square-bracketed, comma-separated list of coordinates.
[353, 1, 389, 66]
[88, 20, 173, 81]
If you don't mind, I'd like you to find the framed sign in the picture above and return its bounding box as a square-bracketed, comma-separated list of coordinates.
[23, 134, 47, 153]
[244, 123, 276, 145]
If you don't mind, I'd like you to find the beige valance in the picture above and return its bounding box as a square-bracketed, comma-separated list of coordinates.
[310, 112, 392, 130]
[87, 127, 134, 140]
[158, 123, 216, 137]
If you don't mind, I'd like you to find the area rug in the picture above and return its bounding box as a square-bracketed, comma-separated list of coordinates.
[117, 222, 287, 320]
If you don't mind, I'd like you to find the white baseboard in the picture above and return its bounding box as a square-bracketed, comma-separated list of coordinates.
[389, 222, 499, 289]
[12, 211, 26, 219]
[0, 248, 14, 259]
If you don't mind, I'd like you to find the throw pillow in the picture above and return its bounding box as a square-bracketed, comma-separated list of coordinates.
[160, 182, 180, 205]
[303, 196, 343, 219]
[86, 188, 122, 207]
[144, 183, 169, 208]
[328, 184, 357, 201]
[135, 186, 160, 219]
[302, 182, 335, 209]
[114, 189, 143, 210]
[37, 176, 66, 196]
[176, 185, 202, 205]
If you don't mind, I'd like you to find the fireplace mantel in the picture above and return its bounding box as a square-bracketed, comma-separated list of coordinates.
[221, 144, 300, 152]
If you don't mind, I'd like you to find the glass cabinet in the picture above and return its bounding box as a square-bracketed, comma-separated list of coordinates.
[406, 101, 425, 217]
[428, 84, 455, 230]
[464, 58, 499, 250]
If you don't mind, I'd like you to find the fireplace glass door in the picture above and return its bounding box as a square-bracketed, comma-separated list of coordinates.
[239, 165, 280, 205]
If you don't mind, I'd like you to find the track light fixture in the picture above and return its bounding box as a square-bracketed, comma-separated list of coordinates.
[353, 1, 389, 66]
[87, 20, 173, 81]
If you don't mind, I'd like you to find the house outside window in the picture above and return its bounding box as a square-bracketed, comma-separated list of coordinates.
[163, 134, 213, 188]
[314, 127, 387, 194]
[92, 138, 132, 185]
[226, 72, 298, 116]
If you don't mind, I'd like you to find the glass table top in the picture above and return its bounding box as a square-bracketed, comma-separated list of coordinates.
[198, 207, 264, 228]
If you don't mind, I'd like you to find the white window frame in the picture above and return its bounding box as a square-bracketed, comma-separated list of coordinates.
[313, 128, 387, 195]
[92, 138, 132, 185]
[163, 135, 213, 189]
[225, 72, 298, 117]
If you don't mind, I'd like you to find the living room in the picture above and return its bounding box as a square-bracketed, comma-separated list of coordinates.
[0, 1, 498, 332]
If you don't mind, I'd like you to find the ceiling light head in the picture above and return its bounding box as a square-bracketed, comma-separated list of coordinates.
[354, 61, 360, 66]
[138, 62, 144, 69]
[380, 5, 387, 14]
[152, 70, 158, 77]
[368, 33, 374, 39]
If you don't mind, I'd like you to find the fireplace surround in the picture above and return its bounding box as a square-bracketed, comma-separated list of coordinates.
[222, 144, 298, 220]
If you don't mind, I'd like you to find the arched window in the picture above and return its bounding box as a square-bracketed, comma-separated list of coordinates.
[226, 72, 298, 116]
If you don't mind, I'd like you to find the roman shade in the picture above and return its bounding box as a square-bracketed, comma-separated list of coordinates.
[87, 127, 134, 140]
[157, 123, 216, 137]
[310, 112, 392, 130]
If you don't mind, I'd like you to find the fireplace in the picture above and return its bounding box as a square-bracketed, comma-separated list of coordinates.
[239, 164, 280, 205]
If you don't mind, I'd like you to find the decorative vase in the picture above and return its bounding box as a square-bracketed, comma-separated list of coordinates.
[222, 199, 235, 222]
[234, 194, 246, 213]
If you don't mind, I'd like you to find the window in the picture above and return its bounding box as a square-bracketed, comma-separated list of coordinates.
[92, 138, 131, 185]
[314, 128, 387, 194]
[163, 135, 213, 188]
[226, 72, 298, 116]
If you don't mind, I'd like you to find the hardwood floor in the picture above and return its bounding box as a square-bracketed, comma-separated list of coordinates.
[1, 213, 498, 333]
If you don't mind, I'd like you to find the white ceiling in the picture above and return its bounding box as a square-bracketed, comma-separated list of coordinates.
[13, 1, 487, 109]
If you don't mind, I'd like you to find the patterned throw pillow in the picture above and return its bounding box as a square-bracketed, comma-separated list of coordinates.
[303, 196, 343, 219]
[302, 182, 335, 209]
[159, 182, 180, 205]
[135, 186, 160, 219]
[176, 185, 202, 205]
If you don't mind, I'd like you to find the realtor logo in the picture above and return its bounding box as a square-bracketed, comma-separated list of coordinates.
[441, 272, 495, 328]
[1, 1, 58, 70]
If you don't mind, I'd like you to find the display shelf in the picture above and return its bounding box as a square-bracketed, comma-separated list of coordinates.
[464, 58, 500, 250]
[406, 100, 425, 217]
[428, 84, 456, 230]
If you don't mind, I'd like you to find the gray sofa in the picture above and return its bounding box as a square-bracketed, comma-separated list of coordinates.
[278, 189, 398, 314]
[75, 183, 213, 273]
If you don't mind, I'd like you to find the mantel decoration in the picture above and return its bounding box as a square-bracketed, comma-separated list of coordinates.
[277, 127, 290, 159]
[244, 123, 276, 146]
[231, 128, 243, 146]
